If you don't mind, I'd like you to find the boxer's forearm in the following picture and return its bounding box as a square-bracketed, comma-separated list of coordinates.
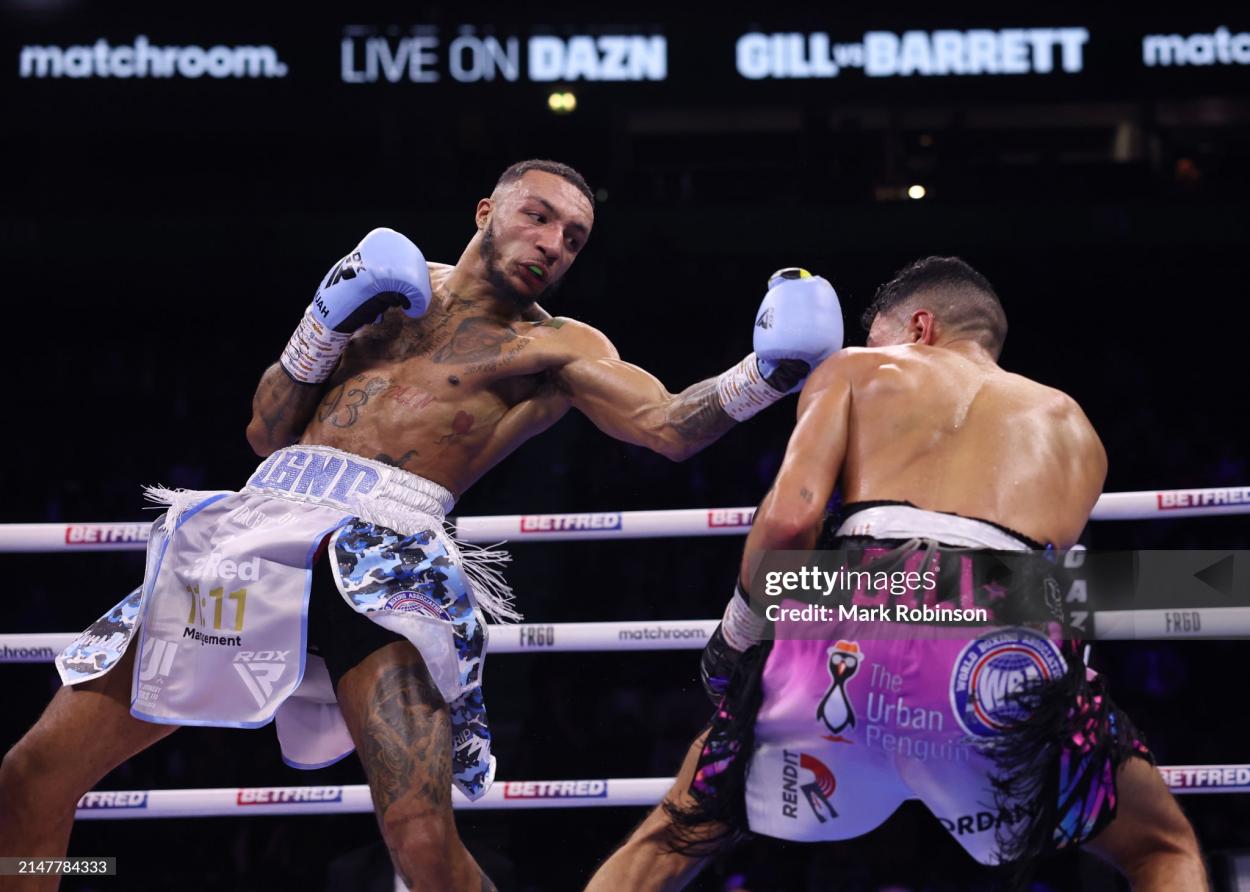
[563, 354, 737, 461]
[659, 376, 738, 460]
[245, 362, 324, 456]
[738, 487, 823, 588]
[737, 364, 848, 585]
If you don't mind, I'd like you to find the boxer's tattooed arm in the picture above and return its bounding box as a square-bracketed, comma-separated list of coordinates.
[247, 363, 324, 453]
[668, 377, 737, 444]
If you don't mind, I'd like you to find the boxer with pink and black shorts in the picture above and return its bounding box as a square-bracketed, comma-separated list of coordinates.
[587, 257, 1205, 892]
[687, 504, 1150, 866]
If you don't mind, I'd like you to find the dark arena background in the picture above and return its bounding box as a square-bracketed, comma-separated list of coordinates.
[2, 1, 1249, 889]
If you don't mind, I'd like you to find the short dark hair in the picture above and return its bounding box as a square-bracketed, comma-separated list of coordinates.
[861, 256, 1007, 357]
[494, 159, 594, 208]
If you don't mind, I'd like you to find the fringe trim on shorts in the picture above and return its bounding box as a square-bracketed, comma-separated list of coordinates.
[143, 485, 222, 534]
[661, 642, 770, 857]
[980, 658, 1154, 886]
[452, 536, 523, 624]
[146, 485, 524, 623]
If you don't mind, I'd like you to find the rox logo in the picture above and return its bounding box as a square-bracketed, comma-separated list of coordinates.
[232, 650, 289, 709]
[327, 251, 365, 286]
[315, 251, 366, 318]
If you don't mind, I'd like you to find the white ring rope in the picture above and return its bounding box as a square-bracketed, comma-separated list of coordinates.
[1, 486, 1247, 552]
[6, 485, 1247, 819]
[3, 605, 1248, 665]
[68, 765, 1250, 820]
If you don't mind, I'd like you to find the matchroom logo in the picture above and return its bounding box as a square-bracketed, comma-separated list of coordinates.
[19, 36, 289, 79]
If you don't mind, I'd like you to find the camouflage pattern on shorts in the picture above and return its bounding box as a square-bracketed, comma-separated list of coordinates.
[333, 519, 493, 798]
[56, 587, 145, 683]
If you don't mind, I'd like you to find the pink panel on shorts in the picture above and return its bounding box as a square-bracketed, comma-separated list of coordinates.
[744, 602, 1068, 865]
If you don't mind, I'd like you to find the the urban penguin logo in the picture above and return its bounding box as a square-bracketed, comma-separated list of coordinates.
[817, 640, 861, 742]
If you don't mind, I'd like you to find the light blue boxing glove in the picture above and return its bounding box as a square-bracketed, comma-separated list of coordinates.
[716, 268, 844, 420]
[755, 268, 844, 392]
[280, 228, 433, 383]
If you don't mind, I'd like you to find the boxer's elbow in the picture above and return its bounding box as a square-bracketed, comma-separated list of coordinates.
[652, 425, 708, 462]
[632, 403, 698, 461]
[757, 501, 823, 548]
[245, 417, 290, 457]
[245, 420, 274, 457]
[652, 396, 732, 462]
[759, 518, 813, 549]
[654, 436, 697, 462]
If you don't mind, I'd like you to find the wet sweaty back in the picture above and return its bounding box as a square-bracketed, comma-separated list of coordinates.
[838, 345, 1104, 547]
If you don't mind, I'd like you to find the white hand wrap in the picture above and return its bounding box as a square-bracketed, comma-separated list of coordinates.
[280, 307, 353, 384]
[720, 582, 769, 652]
[716, 352, 787, 423]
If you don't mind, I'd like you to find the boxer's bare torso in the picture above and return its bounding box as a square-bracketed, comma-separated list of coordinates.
[806, 344, 1105, 547]
[298, 263, 606, 496]
[247, 170, 780, 497]
[0, 165, 846, 892]
[589, 273, 1205, 892]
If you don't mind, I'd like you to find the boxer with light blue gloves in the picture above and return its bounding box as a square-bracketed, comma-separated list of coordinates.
[0, 159, 843, 892]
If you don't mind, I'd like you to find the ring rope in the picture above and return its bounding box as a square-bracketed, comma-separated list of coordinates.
[69, 765, 1250, 820]
[1, 485, 1247, 553]
[3, 606, 1246, 665]
[7, 485, 1247, 819]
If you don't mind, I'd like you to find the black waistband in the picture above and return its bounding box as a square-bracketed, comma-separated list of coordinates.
[833, 500, 1047, 551]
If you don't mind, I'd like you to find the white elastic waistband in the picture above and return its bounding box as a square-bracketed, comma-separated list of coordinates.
[245, 445, 455, 532]
[836, 505, 1033, 551]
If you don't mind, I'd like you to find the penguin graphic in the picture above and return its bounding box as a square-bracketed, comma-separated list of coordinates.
[817, 640, 861, 738]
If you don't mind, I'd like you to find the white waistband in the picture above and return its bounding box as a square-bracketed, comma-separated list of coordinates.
[836, 505, 1032, 551]
[244, 445, 455, 532]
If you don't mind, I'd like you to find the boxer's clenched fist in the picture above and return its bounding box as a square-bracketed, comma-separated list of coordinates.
[716, 268, 844, 421]
[281, 228, 432, 384]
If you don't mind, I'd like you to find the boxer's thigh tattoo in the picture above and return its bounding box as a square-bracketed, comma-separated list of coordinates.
[359, 663, 450, 818]
[669, 378, 736, 442]
[391, 851, 413, 890]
